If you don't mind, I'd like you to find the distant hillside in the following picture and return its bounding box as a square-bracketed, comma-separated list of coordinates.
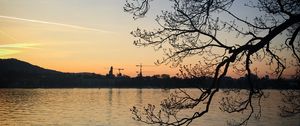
[0, 58, 106, 88]
[0, 58, 62, 75]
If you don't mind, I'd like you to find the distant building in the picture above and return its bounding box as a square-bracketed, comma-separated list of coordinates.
[106, 66, 115, 78]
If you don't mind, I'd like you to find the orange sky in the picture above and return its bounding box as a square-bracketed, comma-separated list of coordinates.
[0, 0, 180, 77]
[0, 0, 297, 78]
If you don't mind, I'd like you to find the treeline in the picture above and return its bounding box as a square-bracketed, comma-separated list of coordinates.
[1, 74, 299, 89]
[0, 58, 299, 89]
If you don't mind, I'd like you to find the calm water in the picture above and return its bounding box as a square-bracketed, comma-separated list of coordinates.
[0, 89, 299, 126]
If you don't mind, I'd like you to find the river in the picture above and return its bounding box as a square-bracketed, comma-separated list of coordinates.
[0, 89, 299, 126]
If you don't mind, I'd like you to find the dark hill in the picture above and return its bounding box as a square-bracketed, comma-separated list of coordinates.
[0, 58, 61, 75]
[0, 58, 105, 88]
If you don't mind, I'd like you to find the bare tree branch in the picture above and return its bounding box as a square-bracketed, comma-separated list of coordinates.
[125, 0, 300, 125]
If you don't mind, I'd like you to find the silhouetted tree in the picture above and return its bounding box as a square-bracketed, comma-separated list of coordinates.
[279, 90, 300, 117]
[161, 74, 171, 79]
[125, 0, 300, 125]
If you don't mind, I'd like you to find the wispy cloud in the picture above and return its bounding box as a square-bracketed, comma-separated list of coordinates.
[0, 49, 20, 56]
[0, 15, 113, 33]
[0, 43, 40, 57]
[0, 43, 40, 49]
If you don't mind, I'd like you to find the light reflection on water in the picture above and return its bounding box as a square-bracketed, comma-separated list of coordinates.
[0, 89, 299, 126]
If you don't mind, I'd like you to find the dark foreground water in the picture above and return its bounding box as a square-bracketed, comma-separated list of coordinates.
[0, 89, 299, 126]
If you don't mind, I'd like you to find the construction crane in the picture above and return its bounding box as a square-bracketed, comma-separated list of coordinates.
[104, 67, 125, 77]
[136, 64, 155, 77]
[116, 68, 124, 77]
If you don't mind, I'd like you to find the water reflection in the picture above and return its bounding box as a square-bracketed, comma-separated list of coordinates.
[0, 89, 299, 126]
[136, 89, 143, 107]
[116, 89, 121, 106]
[108, 88, 113, 106]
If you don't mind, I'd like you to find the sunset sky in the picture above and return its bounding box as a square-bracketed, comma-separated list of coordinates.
[0, 0, 296, 78]
[0, 0, 179, 76]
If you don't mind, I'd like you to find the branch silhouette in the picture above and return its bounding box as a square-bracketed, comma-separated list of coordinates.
[125, 0, 300, 125]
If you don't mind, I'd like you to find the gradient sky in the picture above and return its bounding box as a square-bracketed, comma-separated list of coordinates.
[0, 0, 179, 76]
[0, 0, 296, 78]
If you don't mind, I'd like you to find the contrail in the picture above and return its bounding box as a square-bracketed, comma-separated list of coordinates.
[0, 15, 112, 33]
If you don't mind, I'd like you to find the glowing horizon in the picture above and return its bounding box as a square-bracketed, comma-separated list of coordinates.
[0, 0, 182, 77]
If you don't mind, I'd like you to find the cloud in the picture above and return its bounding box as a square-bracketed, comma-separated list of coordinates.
[0, 15, 113, 33]
[0, 49, 20, 56]
[0, 43, 40, 49]
[0, 43, 40, 57]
